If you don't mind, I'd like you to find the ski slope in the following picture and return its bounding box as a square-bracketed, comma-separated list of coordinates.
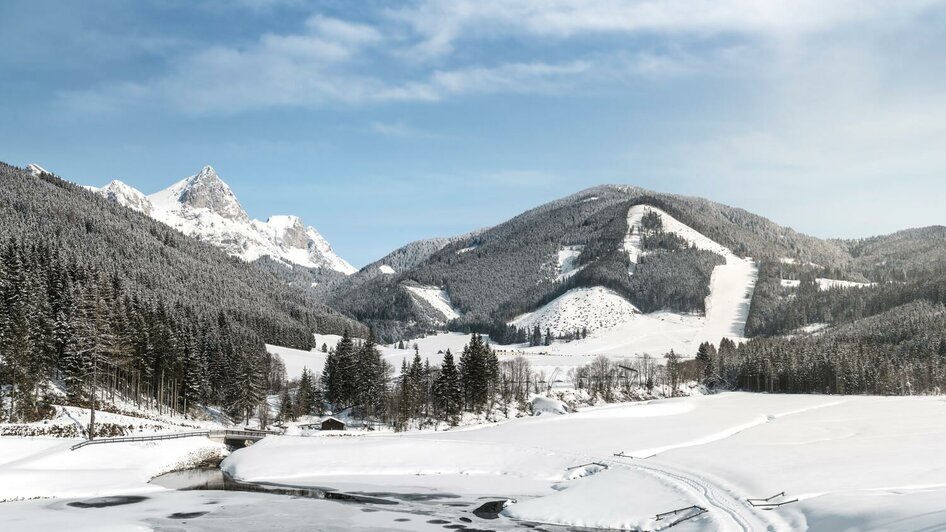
[511, 204, 758, 356]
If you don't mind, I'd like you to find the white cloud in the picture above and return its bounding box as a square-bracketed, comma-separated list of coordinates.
[305, 15, 382, 45]
[389, 0, 939, 57]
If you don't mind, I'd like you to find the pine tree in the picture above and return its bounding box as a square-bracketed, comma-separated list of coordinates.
[459, 334, 491, 413]
[695, 341, 717, 384]
[278, 386, 294, 422]
[434, 349, 462, 424]
[531, 325, 542, 347]
[355, 331, 386, 421]
[322, 330, 356, 409]
[297, 367, 315, 416]
[230, 349, 265, 425]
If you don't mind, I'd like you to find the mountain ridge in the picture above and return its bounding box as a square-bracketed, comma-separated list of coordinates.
[73, 163, 356, 275]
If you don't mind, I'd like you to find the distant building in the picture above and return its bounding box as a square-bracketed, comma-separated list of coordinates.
[321, 417, 346, 431]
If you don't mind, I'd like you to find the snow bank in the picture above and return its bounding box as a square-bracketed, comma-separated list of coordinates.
[530, 396, 567, 416]
[0, 437, 227, 500]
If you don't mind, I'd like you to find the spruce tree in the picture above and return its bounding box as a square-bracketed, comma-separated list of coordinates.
[434, 349, 462, 424]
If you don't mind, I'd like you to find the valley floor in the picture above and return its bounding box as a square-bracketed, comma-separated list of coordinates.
[2, 392, 946, 530]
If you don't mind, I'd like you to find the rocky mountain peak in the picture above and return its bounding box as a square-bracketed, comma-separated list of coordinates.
[176, 165, 248, 221]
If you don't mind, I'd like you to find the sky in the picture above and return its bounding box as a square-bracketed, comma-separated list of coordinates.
[1, 0, 945, 267]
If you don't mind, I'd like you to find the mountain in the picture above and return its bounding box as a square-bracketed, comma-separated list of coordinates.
[325, 184, 946, 354]
[93, 180, 153, 215]
[1, 161, 359, 343]
[85, 165, 356, 275]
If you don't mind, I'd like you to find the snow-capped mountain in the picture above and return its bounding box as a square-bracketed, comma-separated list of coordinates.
[89, 165, 356, 274]
[95, 180, 153, 215]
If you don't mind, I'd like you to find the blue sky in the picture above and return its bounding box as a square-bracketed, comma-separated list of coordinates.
[2, 1, 945, 266]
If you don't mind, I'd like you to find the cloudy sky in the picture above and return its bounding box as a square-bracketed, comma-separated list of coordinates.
[1, 0, 944, 266]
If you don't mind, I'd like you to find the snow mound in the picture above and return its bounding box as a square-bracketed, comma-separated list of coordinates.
[511, 287, 639, 337]
[531, 396, 567, 416]
[405, 285, 461, 322]
[378, 264, 395, 274]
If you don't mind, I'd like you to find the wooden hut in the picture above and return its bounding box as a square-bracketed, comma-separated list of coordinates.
[320, 417, 346, 431]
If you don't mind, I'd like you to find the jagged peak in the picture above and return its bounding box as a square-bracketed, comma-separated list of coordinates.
[169, 165, 248, 221]
[192, 164, 218, 182]
[103, 179, 138, 192]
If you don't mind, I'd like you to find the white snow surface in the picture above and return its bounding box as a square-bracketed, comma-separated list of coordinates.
[0, 436, 226, 501]
[555, 245, 584, 281]
[405, 285, 461, 322]
[378, 264, 395, 274]
[5, 393, 946, 530]
[217, 393, 946, 531]
[90, 165, 356, 274]
[26, 163, 50, 176]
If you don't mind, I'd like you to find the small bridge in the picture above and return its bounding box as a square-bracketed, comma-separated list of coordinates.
[70, 429, 275, 451]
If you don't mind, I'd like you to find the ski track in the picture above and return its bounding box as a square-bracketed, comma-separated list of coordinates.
[621, 399, 847, 459]
[608, 457, 783, 532]
[602, 399, 848, 530]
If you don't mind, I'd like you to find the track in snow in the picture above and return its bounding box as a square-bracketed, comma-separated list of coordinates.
[607, 457, 786, 532]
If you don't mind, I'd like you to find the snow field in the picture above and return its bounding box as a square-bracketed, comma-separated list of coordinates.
[221, 393, 946, 531]
[555, 245, 584, 281]
[405, 285, 462, 322]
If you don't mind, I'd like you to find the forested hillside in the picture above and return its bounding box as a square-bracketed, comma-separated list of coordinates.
[0, 162, 360, 425]
[325, 184, 858, 341]
[731, 301, 946, 395]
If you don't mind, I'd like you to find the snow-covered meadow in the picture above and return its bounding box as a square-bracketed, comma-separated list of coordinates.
[3, 392, 946, 530]
[221, 392, 946, 530]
